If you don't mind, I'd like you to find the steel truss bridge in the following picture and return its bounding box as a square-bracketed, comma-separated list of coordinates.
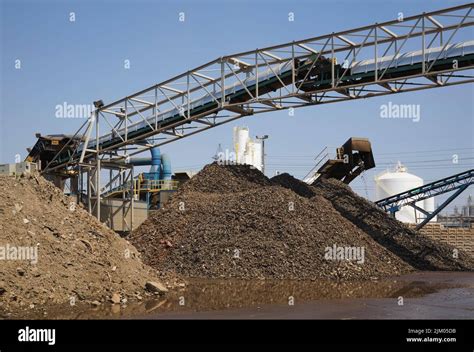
[40, 4, 474, 230]
[375, 169, 474, 230]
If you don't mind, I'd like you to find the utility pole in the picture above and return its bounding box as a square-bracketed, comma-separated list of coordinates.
[255, 135, 268, 175]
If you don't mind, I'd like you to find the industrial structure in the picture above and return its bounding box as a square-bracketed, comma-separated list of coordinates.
[26, 135, 178, 231]
[21, 4, 474, 233]
[375, 169, 474, 230]
[375, 162, 436, 224]
[437, 195, 474, 227]
[304, 137, 376, 185]
[233, 127, 264, 171]
[0, 161, 38, 177]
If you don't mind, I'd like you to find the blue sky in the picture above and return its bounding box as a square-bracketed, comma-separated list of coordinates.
[1, 0, 473, 211]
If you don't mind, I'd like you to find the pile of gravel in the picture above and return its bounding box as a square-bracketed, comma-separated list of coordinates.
[271, 173, 316, 198]
[130, 164, 414, 280]
[271, 172, 474, 270]
[130, 164, 473, 280]
[180, 162, 271, 194]
[311, 178, 474, 271]
[0, 174, 179, 317]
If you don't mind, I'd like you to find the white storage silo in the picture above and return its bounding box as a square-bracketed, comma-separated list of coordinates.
[244, 147, 253, 165]
[424, 197, 437, 222]
[375, 162, 433, 224]
[233, 127, 249, 164]
[250, 140, 263, 171]
[233, 126, 264, 171]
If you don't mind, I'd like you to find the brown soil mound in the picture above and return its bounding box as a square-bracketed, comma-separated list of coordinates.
[0, 174, 178, 317]
[180, 162, 271, 193]
[271, 173, 316, 198]
[312, 178, 474, 271]
[130, 165, 413, 280]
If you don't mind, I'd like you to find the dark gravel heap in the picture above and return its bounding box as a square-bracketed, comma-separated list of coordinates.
[312, 178, 474, 271]
[130, 164, 473, 280]
[180, 162, 271, 193]
[271, 173, 316, 198]
[130, 164, 413, 280]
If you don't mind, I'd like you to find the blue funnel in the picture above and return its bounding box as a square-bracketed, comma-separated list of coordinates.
[161, 153, 172, 180]
[149, 147, 161, 180]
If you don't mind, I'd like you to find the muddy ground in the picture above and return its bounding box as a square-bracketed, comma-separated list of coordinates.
[7, 272, 473, 319]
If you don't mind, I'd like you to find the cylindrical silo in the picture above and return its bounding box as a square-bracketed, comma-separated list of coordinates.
[250, 140, 263, 171]
[374, 162, 425, 224]
[424, 197, 436, 222]
[244, 139, 253, 165]
[160, 154, 172, 180]
[233, 127, 249, 164]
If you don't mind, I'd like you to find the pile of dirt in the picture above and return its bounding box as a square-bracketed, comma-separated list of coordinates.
[130, 164, 414, 280]
[180, 162, 271, 193]
[311, 178, 474, 271]
[271, 173, 316, 198]
[269, 172, 473, 270]
[0, 174, 179, 317]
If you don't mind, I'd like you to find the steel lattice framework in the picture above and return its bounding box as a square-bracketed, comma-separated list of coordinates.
[40, 4, 474, 226]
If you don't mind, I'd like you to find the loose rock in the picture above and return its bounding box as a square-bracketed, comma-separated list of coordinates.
[111, 293, 121, 304]
[145, 281, 168, 294]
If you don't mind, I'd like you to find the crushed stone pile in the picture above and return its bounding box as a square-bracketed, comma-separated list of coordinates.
[130, 163, 414, 280]
[0, 174, 179, 317]
[180, 163, 272, 193]
[311, 178, 474, 271]
[271, 173, 316, 198]
[272, 173, 473, 269]
[132, 163, 474, 279]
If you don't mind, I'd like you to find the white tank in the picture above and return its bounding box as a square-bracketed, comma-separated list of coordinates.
[244, 143, 253, 165]
[250, 140, 263, 171]
[233, 127, 249, 164]
[375, 162, 433, 224]
[233, 126, 265, 171]
[424, 197, 436, 222]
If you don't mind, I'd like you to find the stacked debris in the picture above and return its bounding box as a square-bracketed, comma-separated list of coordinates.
[131, 163, 415, 280]
[271, 172, 474, 269]
[311, 178, 474, 270]
[132, 163, 474, 279]
[271, 173, 316, 198]
[0, 174, 178, 317]
[180, 162, 272, 193]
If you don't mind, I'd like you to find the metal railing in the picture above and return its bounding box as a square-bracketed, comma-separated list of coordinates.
[133, 179, 178, 194]
[102, 178, 178, 198]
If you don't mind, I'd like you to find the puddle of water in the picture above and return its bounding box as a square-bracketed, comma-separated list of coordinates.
[5, 272, 473, 319]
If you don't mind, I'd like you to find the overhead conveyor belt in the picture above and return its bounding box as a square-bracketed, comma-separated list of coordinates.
[40, 4, 474, 174]
[82, 41, 474, 153]
[375, 169, 474, 230]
